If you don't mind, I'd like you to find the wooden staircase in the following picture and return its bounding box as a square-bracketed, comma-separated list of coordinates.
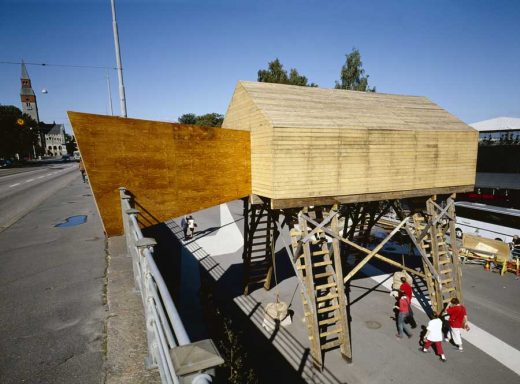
[242, 200, 278, 295]
[410, 197, 463, 314]
[289, 207, 351, 369]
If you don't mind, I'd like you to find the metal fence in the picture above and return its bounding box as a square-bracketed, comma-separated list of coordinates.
[119, 187, 222, 384]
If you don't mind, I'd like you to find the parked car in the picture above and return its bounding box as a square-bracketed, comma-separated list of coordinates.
[0, 159, 12, 168]
[61, 155, 71, 162]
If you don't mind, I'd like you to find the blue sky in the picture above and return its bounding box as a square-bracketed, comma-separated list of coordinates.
[1, 0, 519, 132]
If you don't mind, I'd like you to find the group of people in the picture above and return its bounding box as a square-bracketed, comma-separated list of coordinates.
[392, 272, 469, 363]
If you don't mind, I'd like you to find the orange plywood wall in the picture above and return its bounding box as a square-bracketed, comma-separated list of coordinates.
[68, 112, 251, 236]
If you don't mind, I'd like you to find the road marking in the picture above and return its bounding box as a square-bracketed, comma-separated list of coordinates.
[25, 179, 34, 183]
[9, 183, 20, 187]
[365, 264, 520, 376]
[37, 175, 45, 179]
[46, 173, 53, 176]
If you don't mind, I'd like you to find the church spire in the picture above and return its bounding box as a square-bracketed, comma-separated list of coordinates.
[20, 59, 39, 123]
[21, 59, 30, 80]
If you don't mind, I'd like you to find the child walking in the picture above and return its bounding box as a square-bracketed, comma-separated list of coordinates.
[422, 313, 447, 362]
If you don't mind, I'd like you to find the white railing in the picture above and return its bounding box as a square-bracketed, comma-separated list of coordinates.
[119, 187, 222, 384]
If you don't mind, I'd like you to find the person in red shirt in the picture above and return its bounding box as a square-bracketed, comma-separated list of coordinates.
[446, 298, 469, 351]
[399, 276, 412, 302]
[394, 290, 413, 339]
[399, 277, 416, 328]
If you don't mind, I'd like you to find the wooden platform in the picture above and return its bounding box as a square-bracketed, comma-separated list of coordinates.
[223, 81, 478, 207]
[68, 112, 251, 236]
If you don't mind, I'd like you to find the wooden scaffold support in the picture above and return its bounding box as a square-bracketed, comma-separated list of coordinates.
[288, 205, 351, 369]
[396, 195, 464, 315]
[242, 196, 279, 295]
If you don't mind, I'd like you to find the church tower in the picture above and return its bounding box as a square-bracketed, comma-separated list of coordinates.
[20, 60, 39, 123]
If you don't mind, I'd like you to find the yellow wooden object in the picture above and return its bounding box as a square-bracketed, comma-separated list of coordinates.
[462, 234, 512, 275]
[68, 112, 251, 236]
[223, 81, 478, 207]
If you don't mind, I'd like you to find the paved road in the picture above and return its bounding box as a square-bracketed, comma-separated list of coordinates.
[0, 164, 78, 231]
[0, 174, 106, 383]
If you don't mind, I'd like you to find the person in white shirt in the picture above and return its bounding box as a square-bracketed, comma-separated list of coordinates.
[422, 313, 447, 362]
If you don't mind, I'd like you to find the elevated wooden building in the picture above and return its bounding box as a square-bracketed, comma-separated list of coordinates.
[69, 81, 479, 370]
[224, 81, 477, 207]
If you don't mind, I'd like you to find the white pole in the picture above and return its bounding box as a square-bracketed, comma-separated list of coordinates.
[106, 70, 114, 116]
[110, 0, 127, 117]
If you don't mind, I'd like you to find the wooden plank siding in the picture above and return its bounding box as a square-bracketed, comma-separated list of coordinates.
[223, 81, 478, 206]
[68, 112, 251, 236]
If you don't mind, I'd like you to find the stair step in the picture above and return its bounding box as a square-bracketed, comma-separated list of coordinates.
[315, 271, 335, 279]
[247, 277, 267, 285]
[440, 278, 453, 284]
[319, 316, 339, 326]
[440, 268, 452, 274]
[320, 327, 343, 338]
[439, 259, 451, 265]
[317, 293, 339, 302]
[312, 250, 329, 256]
[442, 287, 456, 293]
[443, 297, 453, 304]
[313, 260, 332, 268]
[315, 282, 336, 290]
[321, 339, 343, 351]
[437, 242, 446, 246]
[317, 304, 339, 314]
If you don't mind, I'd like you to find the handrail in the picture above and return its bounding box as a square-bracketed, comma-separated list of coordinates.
[118, 187, 218, 384]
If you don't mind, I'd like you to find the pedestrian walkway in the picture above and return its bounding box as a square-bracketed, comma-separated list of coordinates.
[169, 200, 520, 384]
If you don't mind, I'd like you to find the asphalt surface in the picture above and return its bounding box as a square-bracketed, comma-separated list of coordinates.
[0, 173, 106, 383]
[0, 164, 78, 231]
[165, 200, 520, 384]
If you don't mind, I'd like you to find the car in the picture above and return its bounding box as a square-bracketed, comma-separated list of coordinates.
[0, 159, 12, 168]
[61, 155, 71, 162]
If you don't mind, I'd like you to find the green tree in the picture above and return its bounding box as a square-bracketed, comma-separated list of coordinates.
[178, 113, 197, 125]
[335, 48, 375, 92]
[0, 105, 39, 159]
[257, 58, 317, 87]
[178, 113, 224, 127]
[65, 133, 78, 154]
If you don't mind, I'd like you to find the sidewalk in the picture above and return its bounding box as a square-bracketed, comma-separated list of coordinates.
[105, 236, 160, 384]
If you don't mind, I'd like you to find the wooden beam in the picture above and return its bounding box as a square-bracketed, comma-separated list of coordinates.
[416, 200, 454, 243]
[341, 217, 409, 283]
[373, 254, 426, 279]
[270, 185, 474, 209]
[301, 209, 338, 243]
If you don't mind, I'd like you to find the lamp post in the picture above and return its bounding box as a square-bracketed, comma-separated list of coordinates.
[110, 0, 127, 117]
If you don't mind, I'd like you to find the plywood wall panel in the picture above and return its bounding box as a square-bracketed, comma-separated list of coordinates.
[68, 112, 251, 236]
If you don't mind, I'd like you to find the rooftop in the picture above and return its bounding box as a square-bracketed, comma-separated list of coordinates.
[470, 117, 520, 132]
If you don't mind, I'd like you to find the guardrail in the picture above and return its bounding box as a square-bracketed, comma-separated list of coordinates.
[119, 187, 223, 384]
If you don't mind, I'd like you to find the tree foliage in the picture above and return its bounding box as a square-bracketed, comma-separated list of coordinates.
[0, 105, 40, 159]
[178, 112, 224, 127]
[335, 48, 375, 92]
[257, 58, 317, 87]
[65, 133, 78, 154]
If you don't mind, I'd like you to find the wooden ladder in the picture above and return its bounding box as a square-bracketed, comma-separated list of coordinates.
[412, 198, 463, 314]
[242, 200, 277, 295]
[290, 207, 351, 369]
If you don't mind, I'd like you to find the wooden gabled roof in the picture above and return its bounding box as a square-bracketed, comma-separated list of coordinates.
[236, 81, 474, 132]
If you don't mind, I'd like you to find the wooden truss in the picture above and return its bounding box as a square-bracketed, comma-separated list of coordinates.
[241, 194, 464, 370]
